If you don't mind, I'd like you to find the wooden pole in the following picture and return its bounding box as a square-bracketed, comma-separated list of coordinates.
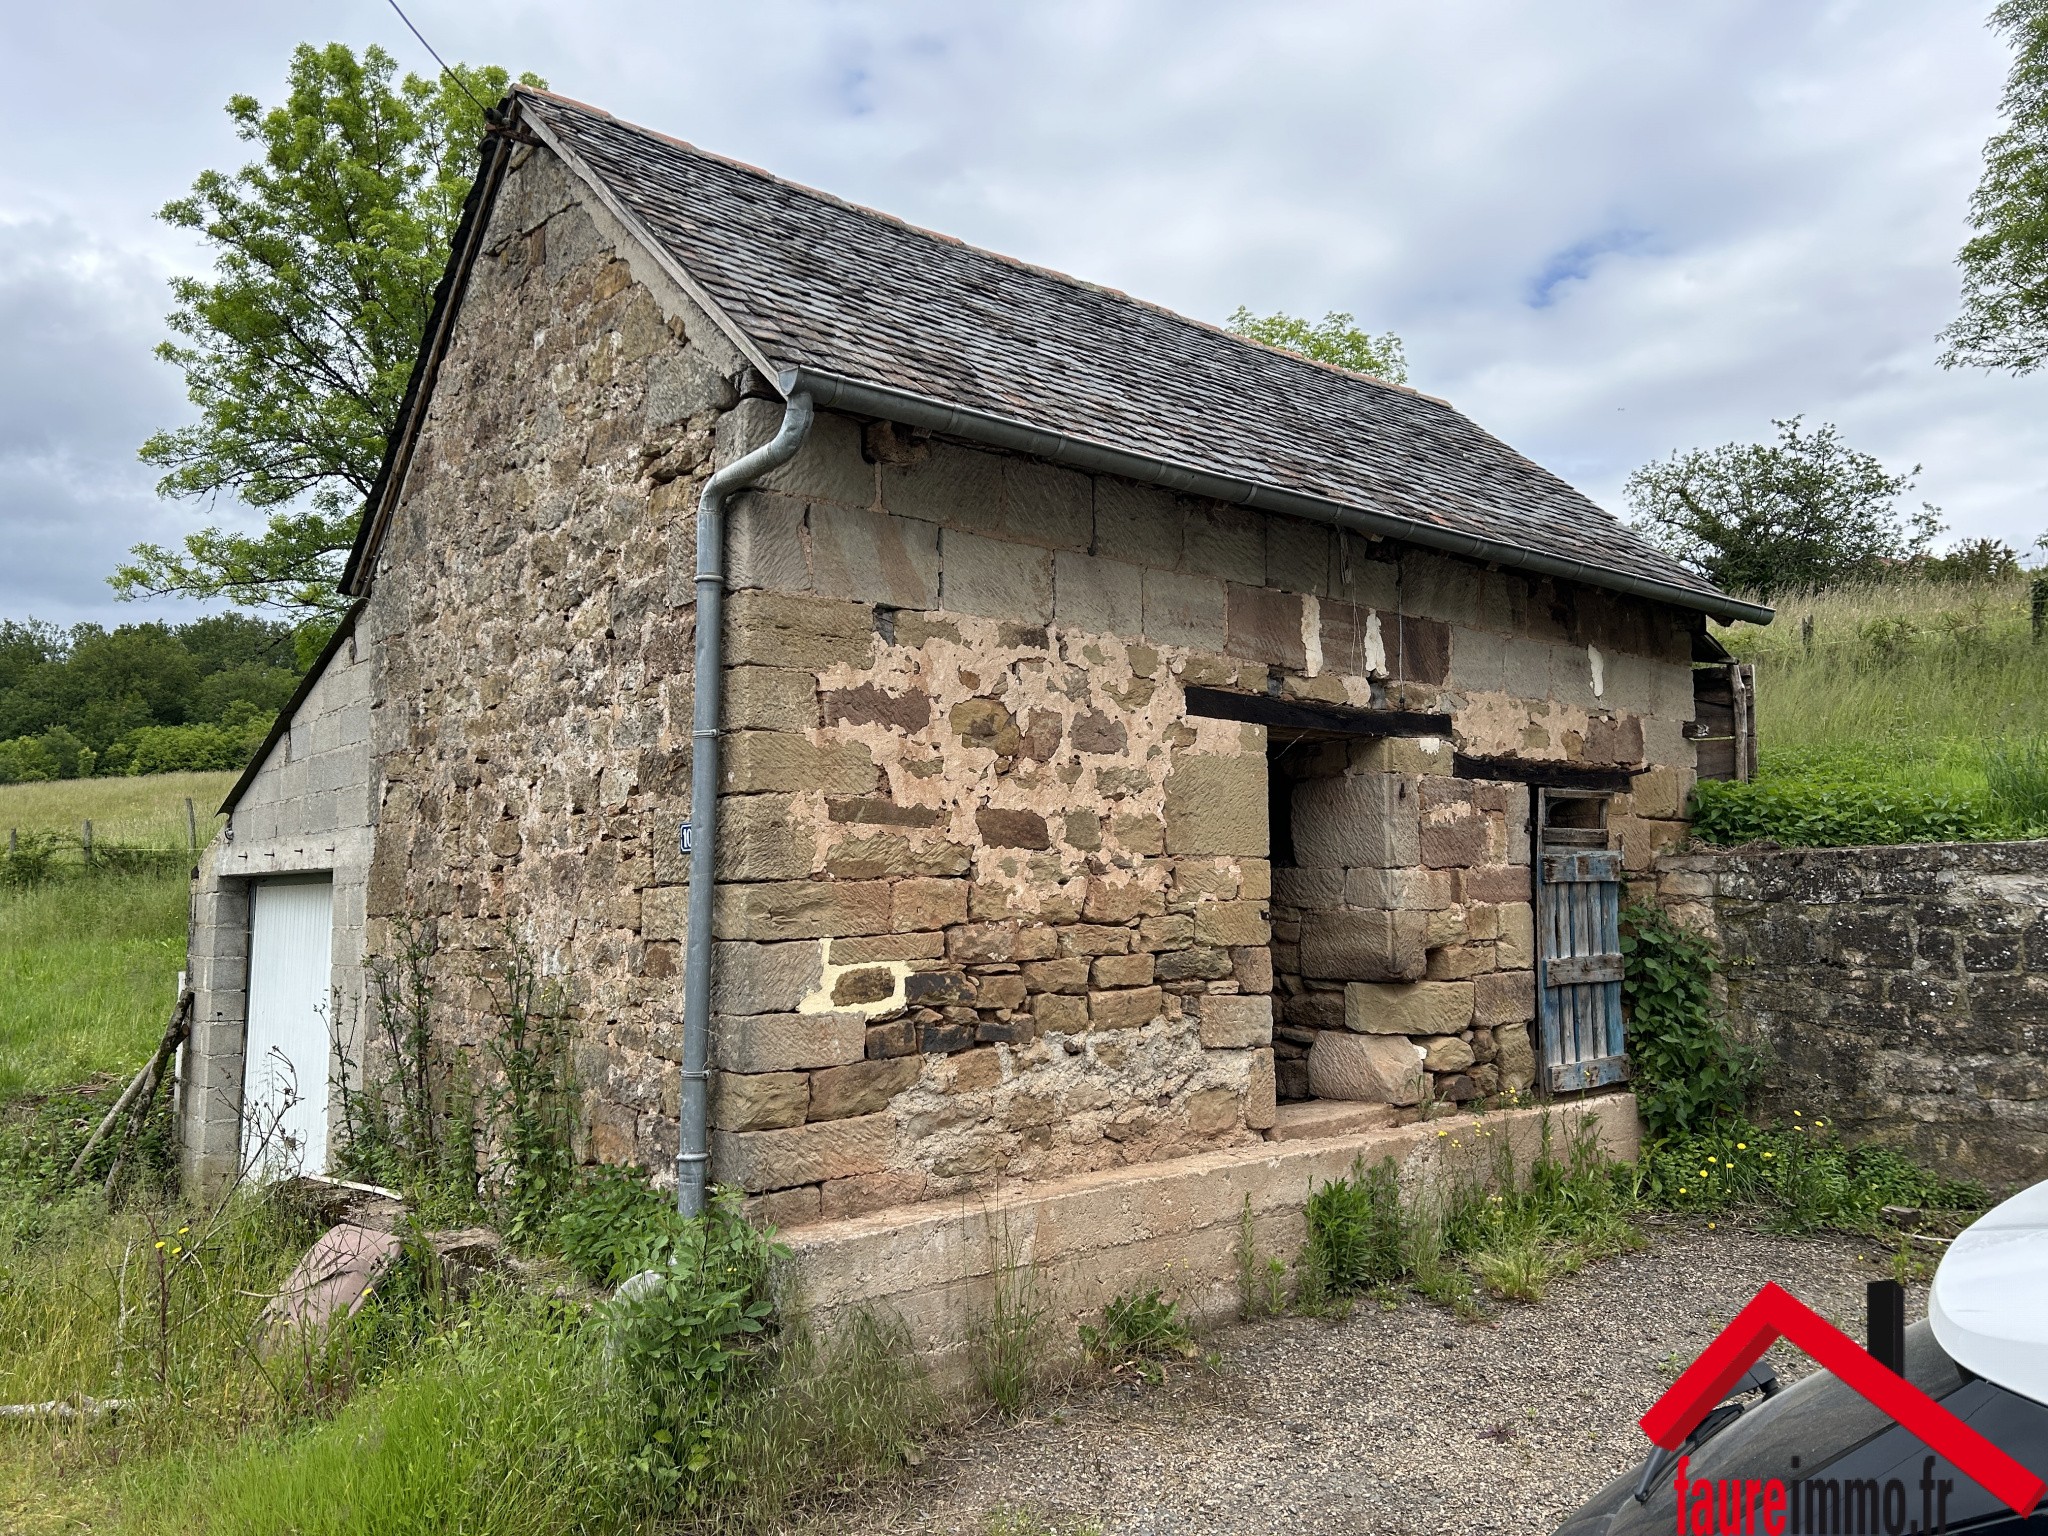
[185, 798, 198, 853]
[67, 992, 192, 1187]
[81, 819, 92, 869]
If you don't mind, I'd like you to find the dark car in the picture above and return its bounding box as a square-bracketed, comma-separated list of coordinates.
[1556, 1181, 2048, 1534]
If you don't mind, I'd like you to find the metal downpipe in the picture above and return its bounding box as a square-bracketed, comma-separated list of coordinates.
[677, 391, 815, 1218]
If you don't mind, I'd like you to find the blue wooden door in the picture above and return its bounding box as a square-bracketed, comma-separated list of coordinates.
[1534, 836, 1628, 1094]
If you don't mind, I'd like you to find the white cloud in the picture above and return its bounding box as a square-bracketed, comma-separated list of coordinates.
[1, 0, 2044, 624]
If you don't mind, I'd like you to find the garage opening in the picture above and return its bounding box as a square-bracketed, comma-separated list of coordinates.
[243, 876, 335, 1175]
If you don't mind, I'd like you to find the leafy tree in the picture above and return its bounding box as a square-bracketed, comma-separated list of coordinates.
[1226, 307, 1409, 384]
[1942, 0, 2048, 374]
[118, 44, 541, 621]
[1624, 417, 1942, 598]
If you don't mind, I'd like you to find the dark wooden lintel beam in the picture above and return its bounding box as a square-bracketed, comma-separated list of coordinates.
[1183, 687, 1450, 738]
[1451, 752, 1640, 793]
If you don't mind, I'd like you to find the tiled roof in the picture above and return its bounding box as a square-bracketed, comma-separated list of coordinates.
[514, 88, 1743, 616]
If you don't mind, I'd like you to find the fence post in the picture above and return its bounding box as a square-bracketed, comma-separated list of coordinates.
[2032, 575, 2047, 644]
[7, 828, 14, 856]
[1800, 614, 1814, 655]
[81, 819, 92, 869]
[185, 798, 198, 853]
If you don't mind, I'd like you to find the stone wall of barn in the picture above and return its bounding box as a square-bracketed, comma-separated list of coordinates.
[281, 140, 1701, 1221]
[702, 409, 1701, 1223]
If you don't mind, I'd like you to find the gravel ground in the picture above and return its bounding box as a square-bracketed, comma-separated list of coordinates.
[837, 1219, 1927, 1536]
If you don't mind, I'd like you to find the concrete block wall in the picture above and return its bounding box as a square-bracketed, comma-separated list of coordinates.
[1656, 841, 2048, 1192]
[179, 631, 376, 1189]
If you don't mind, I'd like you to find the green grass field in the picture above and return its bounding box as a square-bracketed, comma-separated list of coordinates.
[0, 770, 237, 850]
[1716, 574, 2048, 819]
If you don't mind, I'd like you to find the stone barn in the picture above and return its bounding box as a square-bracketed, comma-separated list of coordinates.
[176, 86, 1767, 1235]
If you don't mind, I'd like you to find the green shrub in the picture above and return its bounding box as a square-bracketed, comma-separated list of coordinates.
[1078, 1287, 1196, 1377]
[1301, 1155, 1406, 1296]
[606, 1188, 788, 1510]
[1620, 903, 1754, 1138]
[555, 1163, 690, 1285]
[1689, 773, 1998, 847]
[1638, 1116, 1986, 1234]
[121, 713, 274, 776]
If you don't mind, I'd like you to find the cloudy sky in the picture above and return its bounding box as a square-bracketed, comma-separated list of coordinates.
[3, 1, 2041, 627]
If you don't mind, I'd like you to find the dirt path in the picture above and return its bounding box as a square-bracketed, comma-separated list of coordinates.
[841, 1221, 1922, 1536]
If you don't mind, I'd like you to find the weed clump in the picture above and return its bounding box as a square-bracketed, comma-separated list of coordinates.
[1079, 1288, 1198, 1381]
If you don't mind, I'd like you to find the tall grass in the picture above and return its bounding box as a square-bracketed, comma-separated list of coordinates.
[1716, 574, 2048, 835]
[0, 872, 189, 1100]
[0, 771, 235, 848]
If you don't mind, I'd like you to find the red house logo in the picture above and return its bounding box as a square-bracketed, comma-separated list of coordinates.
[1641, 1283, 2044, 1521]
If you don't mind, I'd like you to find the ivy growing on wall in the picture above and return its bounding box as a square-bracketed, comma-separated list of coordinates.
[1619, 903, 1755, 1139]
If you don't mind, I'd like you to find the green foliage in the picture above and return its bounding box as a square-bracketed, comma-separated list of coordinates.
[1943, 0, 2048, 375]
[1226, 306, 1410, 384]
[1302, 1154, 1407, 1296]
[123, 45, 542, 621]
[1619, 903, 1754, 1137]
[555, 1163, 692, 1286]
[1078, 1288, 1197, 1379]
[1984, 736, 2048, 833]
[1234, 1193, 1288, 1320]
[1920, 536, 2026, 584]
[482, 935, 575, 1247]
[607, 1188, 787, 1507]
[1638, 1117, 1986, 1235]
[0, 614, 299, 780]
[1688, 773, 2000, 848]
[1625, 417, 1940, 598]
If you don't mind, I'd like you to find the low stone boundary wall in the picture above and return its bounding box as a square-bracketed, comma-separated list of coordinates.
[1656, 841, 2048, 1191]
[778, 1094, 1638, 1388]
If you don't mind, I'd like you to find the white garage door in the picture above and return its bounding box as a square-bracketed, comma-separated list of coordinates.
[243, 877, 334, 1176]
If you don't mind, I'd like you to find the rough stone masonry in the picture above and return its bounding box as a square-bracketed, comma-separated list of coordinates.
[182, 134, 1707, 1222]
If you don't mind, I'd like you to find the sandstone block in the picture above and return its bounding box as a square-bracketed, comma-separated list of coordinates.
[1032, 993, 1089, 1032]
[882, 439, 1001, 525]
[1292, 772, 1418, 869]
[1420, 816, 1488, 870]
[1112, 813, 1166, 855]
[1273, 867, 1345, 909]
[1299, 908, 1427, 981]
[1093, 478, 1184, 568]
[865, 1019, 918, 1058]
[975, 807, 1051, 849]
[755, 408, 875, 506]
[1156, 946, 1234, 982]
[809, 1057, 922, 1121]
[974, 973, 1028, 1010]
[1060, 924, 1132, 956]
[713, 1010, 864, 1072]
[726, 491, 811, 591]
[723, 731, 878, 795]
[746, 1185, 822, 1230]
[1092, 952, 1157, 989]
[1053, 550, 1144, 638]
[1138, 913, 1196, 951]
[1245, 1048, 1278, 1129]
[809, 505, 941, 609]
[832, 966, 896, 1006]
[1142, 567, 1227, 650]
[1343, 866, 1457, 912]
[1422, 1036, 1477, 1072]
[830, 932, 945, 963]
[1090, 986, 1165, 1031]
[825, 832, 970, 880]
[1308, 1031, 1426, 1105]
[941, 528, 1053, 623]
[1497, 1022, 1536, 1092]
[1193, 901, 1269, 947]
[822, 681, 935, 733]
[1225, 583, 1307, 670]
[1460, 864, 1532, 903]
[1185, 1085, 1241, 1136]
[712, 1070, 808, 1131]
[1063, 809, 1104, 849]
[948, 922, 1017, 963]
[1344, 980, 1474, 1036]
[1497, 902, 1536, 970]
[725, 589, 876, 671]
[1232, 945, 1274, 992]
[1001, 458, 1094, 549]
[722, 666, 819, 734]
[1426, 943, 1496, 980]
[1163, 754, 1268, 857]
[712, 941, 823, 1015]
[894, 878, 969, 931]
[1197, 993, 1272, 1048]
[714, 879, 891, 941]
[1473, 969, 1536, 1025]
[1084, 877, 1165, 924]
[1022, 956, 1091, 993]
[712, 1113, 892, 1193]
[720, 794, 814, 880]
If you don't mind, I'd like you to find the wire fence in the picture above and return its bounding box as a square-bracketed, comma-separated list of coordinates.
[3, 798, 204, 887]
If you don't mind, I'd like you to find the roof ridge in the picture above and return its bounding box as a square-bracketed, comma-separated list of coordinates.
[508, 84, 1435, 403]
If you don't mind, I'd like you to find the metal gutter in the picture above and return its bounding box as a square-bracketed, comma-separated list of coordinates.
[778, 366, 1775, 627]
[676, 392, 817, 1219]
